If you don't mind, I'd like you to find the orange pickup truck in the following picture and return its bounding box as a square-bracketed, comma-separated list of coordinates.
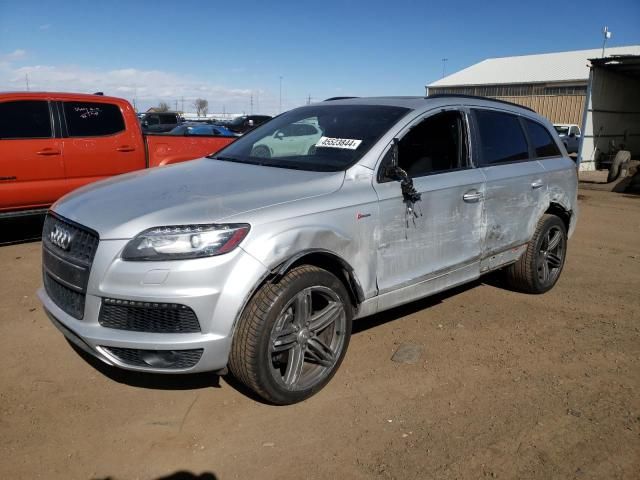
[0, 92, 236, 217]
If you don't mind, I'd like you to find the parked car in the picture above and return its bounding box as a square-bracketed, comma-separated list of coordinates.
[140, 111, 181, 133]
[167, 123, 238, 137]
[0, 92, 236, 217]
[38, 95, 578, 405]
[225, 114, 272, 134]
[553, 123, 581, 154]
[251, 121, 321, 157]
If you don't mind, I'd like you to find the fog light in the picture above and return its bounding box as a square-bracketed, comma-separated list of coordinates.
[141, 350, 180, 368]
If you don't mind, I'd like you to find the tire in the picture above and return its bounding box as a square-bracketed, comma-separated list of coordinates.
[251, 145, 271, 158]
[607, 150, 631, 183]
[229, 265, 352, 405]
[504, 214, 567, 294]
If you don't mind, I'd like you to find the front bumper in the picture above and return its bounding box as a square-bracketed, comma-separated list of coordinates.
[39, 238, 268, 374]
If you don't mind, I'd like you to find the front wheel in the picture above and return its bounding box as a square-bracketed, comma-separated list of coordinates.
[229, 265, 352, 404]
[504, 214, 567, 294]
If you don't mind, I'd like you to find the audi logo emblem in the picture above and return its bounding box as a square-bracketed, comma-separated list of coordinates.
[50, 225, 73, 250]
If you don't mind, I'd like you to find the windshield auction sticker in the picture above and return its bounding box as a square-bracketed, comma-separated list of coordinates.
[315, 136, 362, 150]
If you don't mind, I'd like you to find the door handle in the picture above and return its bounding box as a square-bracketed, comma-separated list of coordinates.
[36, 148, 61, 156]
[116, 145, 136, 152]
[531, 180, 544, 189]
[463, 190, 484, 203]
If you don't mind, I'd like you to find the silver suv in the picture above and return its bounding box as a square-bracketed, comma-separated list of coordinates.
[38, 96, 578, 404]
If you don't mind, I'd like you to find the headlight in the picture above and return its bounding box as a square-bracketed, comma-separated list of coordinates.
[122, 224, 250, 261]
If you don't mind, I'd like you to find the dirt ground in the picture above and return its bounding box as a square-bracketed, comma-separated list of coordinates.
[1, 188, 638, 480]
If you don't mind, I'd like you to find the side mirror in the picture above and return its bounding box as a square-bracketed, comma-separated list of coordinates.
[248, 120, 254, 127]
[275, 131, 285, 140]
[569, 133, 575, 138]
[142, 120, 149, 127]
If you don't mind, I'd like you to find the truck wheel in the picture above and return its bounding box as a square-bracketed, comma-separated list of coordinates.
[504, 214, 567, 294]
[251, 146, 271, 158]
[229, 265, 352, 405]
[607, 150, 631, 183]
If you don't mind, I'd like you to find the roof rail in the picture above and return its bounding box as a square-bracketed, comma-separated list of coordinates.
[323, 96, 359, 101]
[425, 93, 535, 113]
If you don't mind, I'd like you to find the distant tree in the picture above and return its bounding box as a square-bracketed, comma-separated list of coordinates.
[193, 98, 209, 117]
[157, 102, 170, 112]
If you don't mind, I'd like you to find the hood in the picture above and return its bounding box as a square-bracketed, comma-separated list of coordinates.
[53, 159, 345, 239]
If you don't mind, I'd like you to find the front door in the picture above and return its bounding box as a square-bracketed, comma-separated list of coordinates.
[373, 109, 486, 303]
[0, 99, 66, 212]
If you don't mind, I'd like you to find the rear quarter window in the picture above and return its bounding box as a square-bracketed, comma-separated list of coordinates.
[64, 102, 125, 137]
[0, 100, 52, 139]
[474, 109, 529, 165]
[524, 119, 561, 158]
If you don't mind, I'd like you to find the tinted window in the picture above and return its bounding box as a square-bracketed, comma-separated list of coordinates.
[159, 113, 178, 124]
[145, 115, 160, 125]
[397, 111, 466, 177]
[475, 110, 529, 165]
[64, 102, 125, 137]
[525, 119, 561, 158]
[0, 100, 52, 139]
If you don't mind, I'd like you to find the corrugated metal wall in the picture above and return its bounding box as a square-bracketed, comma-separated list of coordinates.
[494, 95, 585, 125]
[428, 85, 586, 125]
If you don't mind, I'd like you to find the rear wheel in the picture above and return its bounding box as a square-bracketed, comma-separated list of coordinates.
[229, 265, 352, 405]
[504, 214, 567, 294]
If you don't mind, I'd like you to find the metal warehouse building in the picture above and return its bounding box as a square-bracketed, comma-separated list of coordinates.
[426, 46, 640, 126]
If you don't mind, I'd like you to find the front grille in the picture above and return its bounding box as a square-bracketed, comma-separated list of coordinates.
[42, 213, 99, 265]
[100, 346, 204, 369]
[99, 298, 201, 333]
[43, 273, 85, 319]
[42, 213, 99, 319]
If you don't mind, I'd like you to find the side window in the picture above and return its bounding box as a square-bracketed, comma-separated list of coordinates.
[146, 115, 160, 126]
[159, 113, 177, 124]
[64, 102, 125, 137]
[396, 110, 467, 178]
[0, 100, 52, 139]
[474, 109, 529, 165]
[524, 119, 561, 158]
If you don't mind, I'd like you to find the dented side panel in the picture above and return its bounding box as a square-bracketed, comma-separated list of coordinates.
[373, 168, 486, 295]
[481, 160, 547, 258]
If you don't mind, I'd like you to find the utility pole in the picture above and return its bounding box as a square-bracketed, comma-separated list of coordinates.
[133, 86, 137, 112]
[307, 94, 311, 105]
[441, 58, 448, 78]
[250, 93, 253, 114]
[601, 26, 612, 57]
[279, 76, 283, 113]
[256, 90, 260, 113]
[25, 74, 30, 91]
[181, 96, 184, 113]
[174, 100, 178, 112]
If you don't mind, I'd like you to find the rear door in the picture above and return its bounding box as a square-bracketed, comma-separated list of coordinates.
[0, 98, 66, 212]
[471, 108, 546, 261]
[60, 100, 145, 192]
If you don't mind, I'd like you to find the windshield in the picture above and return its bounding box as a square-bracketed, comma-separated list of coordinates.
[208, 104, 410, 171]
[554, 126, 569, 135]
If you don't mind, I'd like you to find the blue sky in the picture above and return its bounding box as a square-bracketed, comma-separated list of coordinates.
[1, 0, 639, 114]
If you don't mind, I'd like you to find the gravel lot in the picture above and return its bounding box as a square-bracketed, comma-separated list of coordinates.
[1, 188, 638, 480]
